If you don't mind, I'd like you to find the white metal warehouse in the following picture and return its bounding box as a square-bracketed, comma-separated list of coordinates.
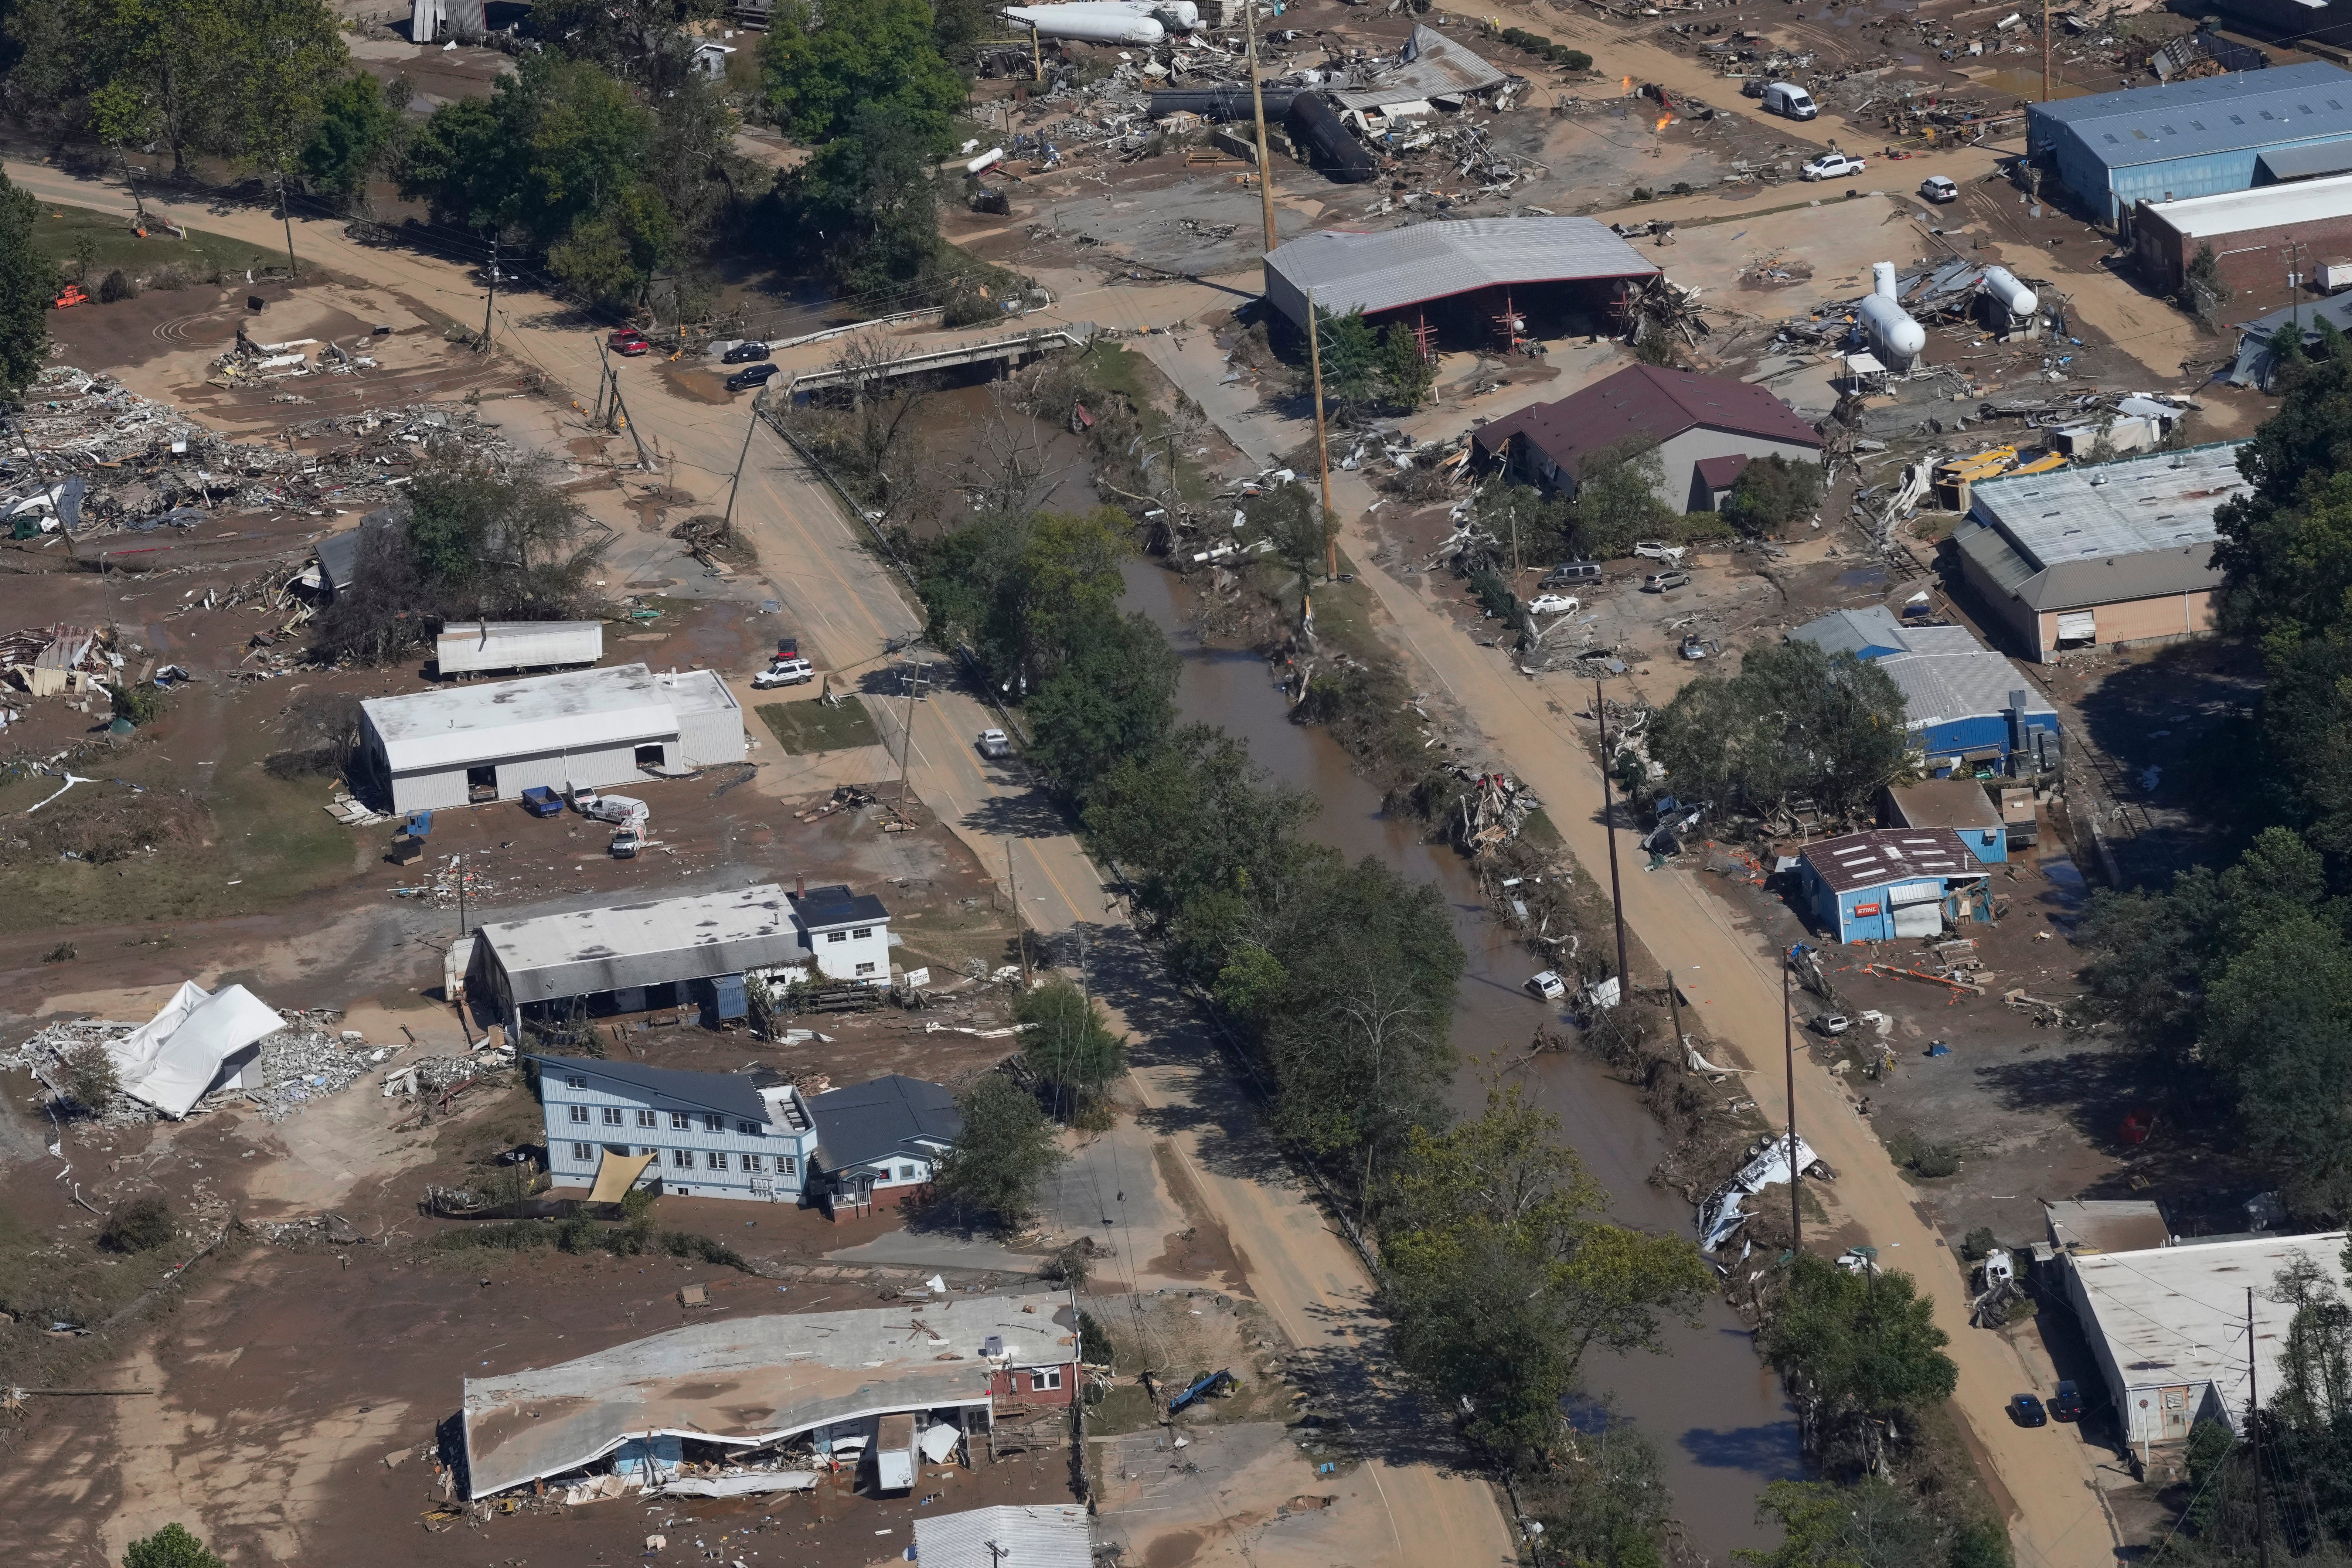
[436, 620, 604, 676]
[359, 662, 744, 813]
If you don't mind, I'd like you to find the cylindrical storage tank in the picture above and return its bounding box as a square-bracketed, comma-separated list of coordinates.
[1872, 261, 1898, 300]
[1005, 6, 1164, 43]
[1859, 294, 1927, 365]
[1286, 93, 1378, 183]
[1149, 87, 1301, 119]
[1980, 265, 2037, 319]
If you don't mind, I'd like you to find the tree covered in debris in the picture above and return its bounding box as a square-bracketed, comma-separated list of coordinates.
[1731, 1479, 2003, 1568]
[0, 170, 55, 401]
[1719, 453, 1827, 537]
[311, 449, 610, 667]
[1246, 479, 1338, 586]
[929, 1072, 1064, 1233]
[2181, 242, 2228, 326]
[1378, 1088, 1711, 1468]
[1647, 639, 1911, 821]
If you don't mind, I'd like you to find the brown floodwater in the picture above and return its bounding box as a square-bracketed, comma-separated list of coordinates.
[1121, 558, 1803, 1562]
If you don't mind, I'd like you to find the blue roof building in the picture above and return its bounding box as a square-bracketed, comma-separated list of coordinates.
[2027, 62, 2352, 224]
[1797, 828, 1991, 944]
[1789, 606, 2059, 778]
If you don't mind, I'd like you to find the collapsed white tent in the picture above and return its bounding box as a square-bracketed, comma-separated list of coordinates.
[108, 981, 285, 1118]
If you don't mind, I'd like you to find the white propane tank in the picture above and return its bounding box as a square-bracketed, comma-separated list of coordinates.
[1872, 261, 1899, 299]
[1060, 0, 1199, 25]
[1980, 265, 2038, 319]
[1004, 4, 1166, 42]
[1858, 295, 1927, 365]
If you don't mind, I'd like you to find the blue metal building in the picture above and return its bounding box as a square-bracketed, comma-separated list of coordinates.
[1797, 829, 1992, 944]
[1789, 606, 2059, 778]
[2027, 62, 2352, 225]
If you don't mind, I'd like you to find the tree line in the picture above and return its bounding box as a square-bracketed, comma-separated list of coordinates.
[2080, 322, 2352, 1222]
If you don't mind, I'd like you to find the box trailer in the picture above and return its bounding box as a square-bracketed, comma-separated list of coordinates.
[875, 1414, 916, 1493]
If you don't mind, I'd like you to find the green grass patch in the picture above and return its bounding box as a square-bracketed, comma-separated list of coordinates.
[758, 696, 881, 754]
[1519, 807, 1564, 850]
[33, 201, 282, 288]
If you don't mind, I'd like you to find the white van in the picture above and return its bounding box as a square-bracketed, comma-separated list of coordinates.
[1762, 82, 1818, 120]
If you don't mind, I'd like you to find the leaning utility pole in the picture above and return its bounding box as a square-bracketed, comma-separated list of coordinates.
[1304, 285, 1338, 581]
[722, 394, 762, 532]
[480, 234, 498, 349]
[1244, 0, 1279, 256]
[1593, 680, 1630, 997]
[275, 164, 299, 279]
[1785, 945, 1801, 1251]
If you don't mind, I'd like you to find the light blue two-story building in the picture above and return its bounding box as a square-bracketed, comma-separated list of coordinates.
[534, 1055, 820, 1203]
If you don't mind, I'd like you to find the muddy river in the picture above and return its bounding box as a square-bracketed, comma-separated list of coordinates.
[1120, 558, 1804, 1560]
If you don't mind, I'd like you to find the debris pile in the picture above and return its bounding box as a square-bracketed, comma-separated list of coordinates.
[0, 1007, 393, 1126]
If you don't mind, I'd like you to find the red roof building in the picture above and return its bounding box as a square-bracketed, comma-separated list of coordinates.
[1472, 364, 1824, 514]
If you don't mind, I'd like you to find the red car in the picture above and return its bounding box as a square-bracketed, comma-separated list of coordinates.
[608, 327, 650, 356]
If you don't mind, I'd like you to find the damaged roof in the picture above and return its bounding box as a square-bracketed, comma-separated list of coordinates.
[1333, 24, 1509, 110]
[1956, 443, 2243, 611]
[478, 884, 808, 1003]
[1262, 217, 1656, 330]
[1800, 828, 1984, 894]
[1790, 609, 2052, 736]
[461, 1290, 1078, 1497]
[1471, 364, 1821, 479]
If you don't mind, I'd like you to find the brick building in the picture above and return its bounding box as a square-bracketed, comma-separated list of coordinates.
[2133, 170, 2352, 299]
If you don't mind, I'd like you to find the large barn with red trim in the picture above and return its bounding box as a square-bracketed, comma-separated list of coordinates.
[1261, 217, 1660, 352]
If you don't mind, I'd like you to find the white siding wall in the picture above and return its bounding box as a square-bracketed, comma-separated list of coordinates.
[676, 704, 746, 767]
[1654, 430, 1825, 512]
[809, 921, 892, 984]
[387, 737, 671, 815]
[541, 1070, 820, 1203]
[438, 622, 603, 674]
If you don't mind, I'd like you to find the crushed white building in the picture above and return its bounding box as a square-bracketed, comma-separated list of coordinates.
[107, 981, 285, 1118]
[358, 662, 743, 813]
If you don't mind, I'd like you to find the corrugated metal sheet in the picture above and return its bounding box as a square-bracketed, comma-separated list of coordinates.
[2030, 61, 2352, 167]
[437, 620, 605, 674]
[1332, 24, 1508, 110]
[915, 1505, 1092, 1568]
[1262, 217, 1656, 329]
[2143, 165, 2352, 232]
[481, 884, 808, 1004]
[2256, 140, 2352, 180]
[661, 669, 748, 766]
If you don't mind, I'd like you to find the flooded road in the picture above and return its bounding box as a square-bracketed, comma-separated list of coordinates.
[1121, 559, 1804, 1562]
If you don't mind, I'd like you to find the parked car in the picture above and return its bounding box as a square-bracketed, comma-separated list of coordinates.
[752, 657, 815, 688]
[1542, 560, 1604, 586]
[775, 635, 800, 661]
[1678, 632, 1711, 660]
[1919, 174, 1960, 204]
[976, 728, 1014, 761]
[1802, 152, 1866, 182]
[726, 362, 780, 392]
[2050, 1381, 2085, 1422]
[1642, 569, 1692, 593]
[1527, 970, 1567, 1002]
[721, 341, 772, 364]
[2010, 1393, 2048, 1428]
[1814, 1013, 1851, 1037]
[1761, 81, 1818, 120]
[608, 327, 650, 356]
[1527, 593, 1581, 616]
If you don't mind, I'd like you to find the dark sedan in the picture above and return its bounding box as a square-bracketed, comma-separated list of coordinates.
[2050, 1381, 2085, 1422]
[725, 362, 781, 392]
[2010, 1393, 2048, 1428]
[721, 341, 771, 364]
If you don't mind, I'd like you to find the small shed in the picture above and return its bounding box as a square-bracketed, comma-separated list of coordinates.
[1885, 778, 2007, 863]
[436, 620, 605, 676]
[1797, 828, 1990, 943]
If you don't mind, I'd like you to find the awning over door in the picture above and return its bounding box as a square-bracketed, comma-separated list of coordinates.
[2056, 610, 2096, 642]
[1888, 879, 1947, 907]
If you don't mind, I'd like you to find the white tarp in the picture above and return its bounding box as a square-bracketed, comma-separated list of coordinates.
[109, 982, 284, 1118]
[658, 1472, 819, 1497]
[919, 1422, 963, 1463]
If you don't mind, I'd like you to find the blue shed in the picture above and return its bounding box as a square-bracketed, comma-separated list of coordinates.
[1885, 778, 2008, 864]
[1798, 829, 1991, 943]
[2026, 62, 2352, 225]
[1789, 607, 2059, 778]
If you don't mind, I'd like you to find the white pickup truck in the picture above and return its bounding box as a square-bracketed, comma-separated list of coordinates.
[1801, 152, 1866, 182]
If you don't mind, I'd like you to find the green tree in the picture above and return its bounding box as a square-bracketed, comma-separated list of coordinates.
[58, 1037, 120, 1110]
[1757, 1254, 1958, 1448]
[546, 179, 676, 306]
[236, 0, 350, 208]
[785, 103, 946, 295]
[1246, 479, 1336, 585]
[1720, 453, 1827, 536]
[528, 0, 722, 87]
[1311, 305, 1381, 414]
[1733, 1480, 1941, 1568]
[1015, 979, 1127, 1109]
[762, 0, 966, 150]
[1382, 1089, 1712, 1465]
[1379, 320, 1436, 410]
[79, 0, 241, 176]
[301, 70, 406, 201]
[1024, 608, 1179, 794]
[929, 1072, 1063, 1232]
[1649, 640, 1911, 820]
[123, 1525, 227, 1568]
[0, 170, 55, 399]
[1568, 439, 1676, 559]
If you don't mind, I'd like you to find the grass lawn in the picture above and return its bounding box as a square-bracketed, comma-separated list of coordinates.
[758, 697, 881, 754]
[32, 201, 283, 289]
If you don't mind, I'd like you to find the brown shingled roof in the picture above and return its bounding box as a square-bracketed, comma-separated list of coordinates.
[1472, 365, 1822, 480]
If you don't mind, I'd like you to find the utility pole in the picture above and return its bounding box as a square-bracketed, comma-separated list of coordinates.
[1785, 945, 1800, 1252]
[1304, 285, 1338, 582]
[1008, 843, 1030, 987]
[2042, 0, 2052, 103]
[457, 850, 468, 936]
[276, 165, 299, 280]
[895, 659, 931, 804]
[2289, 235, 2305, 343]
[2249, 1286, 2271, 1568]
[1664, 967, 1684, 1055]
[480, 233, 498, 349]
[1244, 0, 1279, 256]
[1593, 680, 1630, 999]
[722, 393, 762, 533]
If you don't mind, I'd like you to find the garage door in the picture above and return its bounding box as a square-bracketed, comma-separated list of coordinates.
[1893, 903, 1944, 938]
[2056, 610, 2096, 642]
